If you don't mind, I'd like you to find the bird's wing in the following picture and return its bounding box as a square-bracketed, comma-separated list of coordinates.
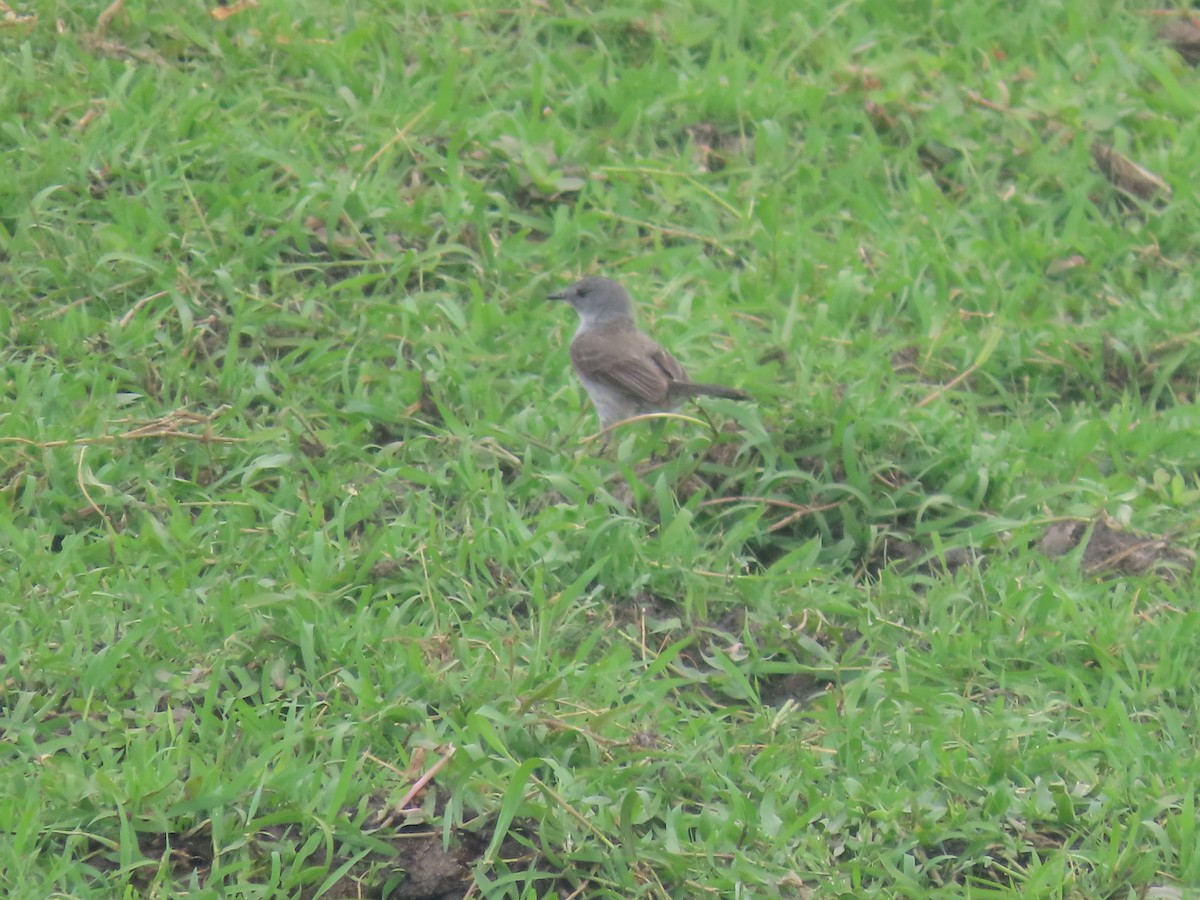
[649, 346, 687, 384]
[570, 331, 685, 406]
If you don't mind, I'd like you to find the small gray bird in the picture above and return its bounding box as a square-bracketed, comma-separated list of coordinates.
[548, 276, 750, 429]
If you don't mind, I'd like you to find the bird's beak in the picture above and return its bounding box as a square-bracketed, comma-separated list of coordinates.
[547, 288, 570, 301]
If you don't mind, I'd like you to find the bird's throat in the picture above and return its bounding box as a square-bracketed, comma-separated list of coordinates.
[573, 313, 637, 339]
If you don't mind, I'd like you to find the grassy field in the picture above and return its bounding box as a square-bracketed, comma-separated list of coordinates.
[3, 0, 1200, 897]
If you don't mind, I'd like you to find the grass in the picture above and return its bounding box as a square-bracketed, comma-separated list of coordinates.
[2, 0, 1199, 896]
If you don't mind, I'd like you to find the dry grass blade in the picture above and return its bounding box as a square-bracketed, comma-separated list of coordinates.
[374, 745, 458, 828]
[697, 495, 841, 533]
[94, 0, 124, 36]
[0, 406, 241, 449]
[82, 36, 169, 66]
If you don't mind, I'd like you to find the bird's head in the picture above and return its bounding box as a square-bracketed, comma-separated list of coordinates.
[548, 277, 635, 326]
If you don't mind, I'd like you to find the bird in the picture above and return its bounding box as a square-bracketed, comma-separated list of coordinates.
[548, 276, 750, 430]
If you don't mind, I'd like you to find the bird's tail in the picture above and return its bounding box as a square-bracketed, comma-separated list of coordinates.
[670, 382, 751, 402]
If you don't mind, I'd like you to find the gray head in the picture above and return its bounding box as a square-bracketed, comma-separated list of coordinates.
[548, 277, 635, 326]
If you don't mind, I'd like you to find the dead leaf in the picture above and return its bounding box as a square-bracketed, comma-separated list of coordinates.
[1040, 516, 1193, 579]
[918, 140, 961, 171]
[0, 1, 35, 26]
[1091, 141, 1171, 205]
[211, 0, 260, 23]
[1158, 16, 1200, 66]
[686, 122, 749, 172]
[1045, 255, 1086, 278]
[864, 99, 899, 135]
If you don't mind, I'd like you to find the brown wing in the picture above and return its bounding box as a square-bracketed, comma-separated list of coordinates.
[570, 328, 687, 406]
